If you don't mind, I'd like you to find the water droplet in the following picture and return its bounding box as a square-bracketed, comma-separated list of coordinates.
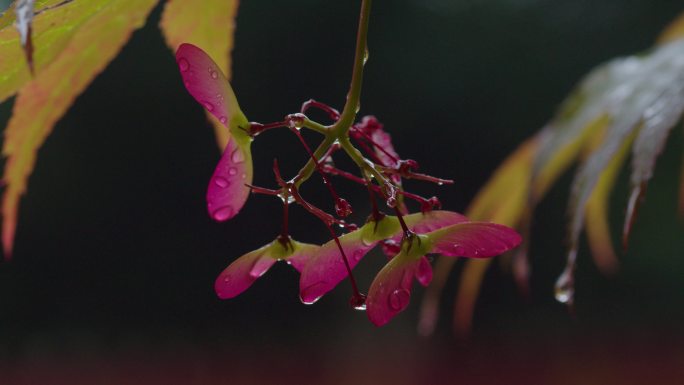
[209, 69, 218, 79]
[277, 192, 296, 205]
[241, 173, 247, 180]
[178, 58, 189, 71]
[452, 245, 465, 255]
[214, 177, 230, 188]
[222, 274, 231, 283]
[231, 148, 245, 163]
[334, 198, 352, 217]
[363, 47, 369, 65]
[228, 167, 238, 176]
[350, 293, 367, 311]
[388, 289, 410, 311]
[554, 268, 574, 304]
[212, 205, 234, 221]
[437, 182, 444, 186]
[203, 101, 214, 111]
[219, 116, 228, 124]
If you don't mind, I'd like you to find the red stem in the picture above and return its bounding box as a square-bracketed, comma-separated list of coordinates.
[325, 224, 363, 302]
[301, 99, 340, 121]
[291, 128, 342, 202]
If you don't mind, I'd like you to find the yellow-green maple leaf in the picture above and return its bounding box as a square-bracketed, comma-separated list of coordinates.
[0, 0, 158, 258]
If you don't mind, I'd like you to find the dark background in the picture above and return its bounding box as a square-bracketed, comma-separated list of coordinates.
[0, 0, 683, 383]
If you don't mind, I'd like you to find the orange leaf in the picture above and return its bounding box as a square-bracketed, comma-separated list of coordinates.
[159, 0, 241, 149]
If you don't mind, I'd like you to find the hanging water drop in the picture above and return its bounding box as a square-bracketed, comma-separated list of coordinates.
[203, 101, 214, 111]
[363, 47, 369, 65]
[554, 268, 574, 304]
[350, 293, 367, 311]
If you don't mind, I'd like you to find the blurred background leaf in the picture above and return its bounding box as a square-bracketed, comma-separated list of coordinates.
[425, 10, 684, 339]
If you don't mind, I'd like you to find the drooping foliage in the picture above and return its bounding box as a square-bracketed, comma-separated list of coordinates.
[419, 11, 684, 338]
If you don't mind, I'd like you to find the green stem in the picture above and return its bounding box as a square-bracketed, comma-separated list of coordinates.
[335, 0, 372, 131]
[302, 118, 330, 135]
[293, 136, 336, 187]
[339, 136, 389, 188]
[293, 0, 373, 187]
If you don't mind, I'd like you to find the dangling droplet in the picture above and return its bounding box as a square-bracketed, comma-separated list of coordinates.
[178, 58, 189, 72]
[203, 101, 214, 111]
[554, 267, 574, 304]
[350, 293, 367, 311]
[219, 116, 228, 124]
[209, 69, 218, 79]
[363, 47, 369, 65]
[228, 167, 238, 176]
[388, 289, 410, 311]
[214, 177, 230, 188]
